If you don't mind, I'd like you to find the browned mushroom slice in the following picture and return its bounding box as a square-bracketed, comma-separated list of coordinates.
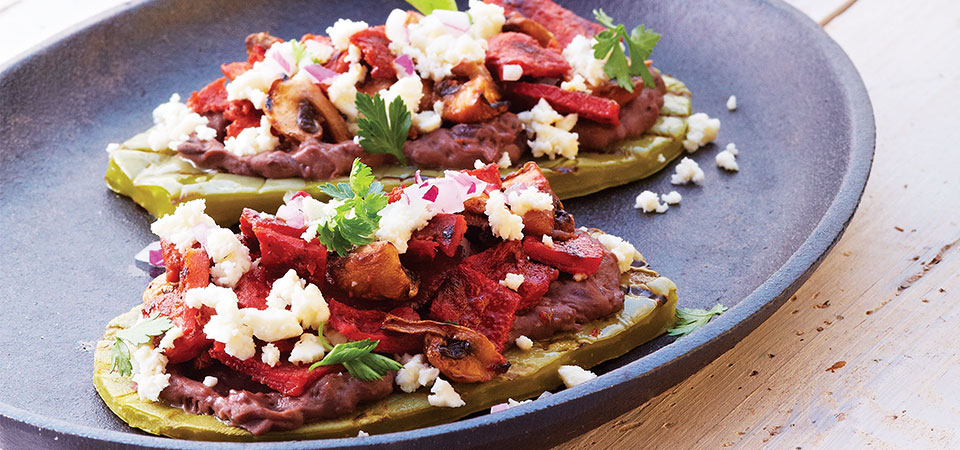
[265, 78, 351, 143]
[382, 316, 509, 383]
[503, 11, 560, 49]
[245, 32, 283, 56]
[437, 63, 508, 123]
[327, 241, 418, 300]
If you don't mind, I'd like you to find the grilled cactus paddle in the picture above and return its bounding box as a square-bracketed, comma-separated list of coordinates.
[105, 76, 692, 226]
[93, 267, 677, 441]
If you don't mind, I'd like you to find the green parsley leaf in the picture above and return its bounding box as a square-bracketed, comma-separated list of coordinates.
[355, 92, 410, 165]
[667, 303, 728, 337]
[591, 9, 660, 92]
[290, 39, 307, 66]
[309, 338, 403, 381]
[110, 314, 174, 375]
[110, 338, 133, 376]
[405, 0, 458, 16]
[315, 159, 389, 256]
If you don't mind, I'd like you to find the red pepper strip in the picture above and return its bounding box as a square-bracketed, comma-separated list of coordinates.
[239, 208, 306, 255]
[252, 223, 327, 287]
[387, 185, 405, 203]
[485, 0, 604, 48]
[209, 342, 339, 396]
[160, 239, 183, 283]
[349, 26, 397, 80]
[327, 300, 424, 354]
[505, 82, 621, 126]
[522, 230, 605, 276]
[485, 32, 571, 80]
[233, 263, 272, 310]
[408, 214, 468, 260]
[219, 44, 267, 81]
[143, 247, 213, 363]
[466, 163, 503, 189]
[186, 77, 229, 114]
[463, 240, 558, 310]
[223, 100, 262, 138]
[429, 265, 522, 352]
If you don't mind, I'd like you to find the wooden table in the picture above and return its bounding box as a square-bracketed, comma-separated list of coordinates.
[565, 0, 960, 448]
[3, 0, 957, 448]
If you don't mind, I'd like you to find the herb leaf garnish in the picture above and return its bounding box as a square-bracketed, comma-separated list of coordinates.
[592, 9, 660, 92]
[355, 92, 410, 165]
[316, 159, 388, 256]
[309, 338, 403, 381]
[110, 314, 174, 376]
[667, 303, 727, 337]
[405, 0, 458, 16]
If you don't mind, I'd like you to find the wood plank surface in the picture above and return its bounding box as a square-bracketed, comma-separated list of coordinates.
[562, 0, 960, 447]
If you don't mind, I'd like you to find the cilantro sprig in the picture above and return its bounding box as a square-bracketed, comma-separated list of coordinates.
[110, 314, 174, 376]
[290, 39, 308, 66]
[405, 0, 458, 15]
[309, 338, 403, 381]
[355, 93, 410, 165]
[316, 159, 389, 256]
[592, 9, 660, 92]
[667, 303, 727, 338]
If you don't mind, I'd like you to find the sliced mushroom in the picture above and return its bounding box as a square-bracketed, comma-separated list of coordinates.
[265, 78, 351, 143]
[327, 241, 419, 300]
[437, 62, 508, 123]
[382, 316, 509, 383]
[245, 32, 283, 56]
[503, 12, 559, 49]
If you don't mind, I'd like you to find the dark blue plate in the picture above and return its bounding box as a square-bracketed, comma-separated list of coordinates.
[0, 0, 873, 448]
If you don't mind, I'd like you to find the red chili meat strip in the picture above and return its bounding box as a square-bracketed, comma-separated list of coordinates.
[238, 208, 306, 255]
[220, 43, 268, 81]
[209, 342, 339, 396]
[505, 82, 621, 126]
[349, 26, 397, 79]
[463, 240, 558, 310]
[233, 263, 273, 310]
[485, 0, 604, 47]
[223, 100, 263, 138]
[466, 163, 504, 189]
[429, 265, 522, 351]
[486, 32, 571, 80]
[251, 222, 327, 287]
[327, 300, 424, 354]
[407, 214, 468, 260]
[187, 77, 229, 114]
[160, 240, 184, 283]
[143, 247, 213, 363]
[522, 230, 605, 276]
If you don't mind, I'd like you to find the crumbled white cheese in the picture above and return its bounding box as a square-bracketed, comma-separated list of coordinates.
[147, 94, 217, 151]
[682, 112, 721, 152]
[412, 100, 444, 133]
[289, 333, 326, 364]
[518, 99, 579, 160]
[396, 354, 440, 393]
[500, 273, 525, 291]
[661, 191, 682, 205]
[670, 157, 705, 185]
[515, 335, 534, 351]
[468, 0, 505, 39]
[184, 286, 257, 360]
[428, 378, 465, 408]
[244, 307, 303, 342]
[150, 199, 217, 252]
[327, 60, 367, 125]
[485, 190, 525, 240]
[203, 227, 252, 288]
[634, 190, 669, 214]
[226, 58, 284, 110]
[386, 7, 490, 81]
[716, 143, 740, 172]
[588, 231, 644, 272]
[501, 64, 523, 81]
[657, 154, 666, 163]
[497, 152, 513, 169]
[558, 365, 597, 388]
[376, 200, 436, 253]
[261, 343, 280, 367]
[267, 270, 330, 330]
[560, 73, 591, 93]
[541, 235, 554, 247]
[299, 197, 344, 242]
[326, 19, 369, 51]
[157, 326, 183, 351]
[562, 35, 608, 88]
[490, 397, 532, 413]
[357, 430, 370, 437]
[131, 345, 170, 402]
[224, 115, 280, 157]
[202, 376, 219, 388]
[378, 75, 424, 115]
[506, 186, 553, 216]
[474, 159, 486, 170]
[726, 95, 738, 111]
[646, 276, 677, 297]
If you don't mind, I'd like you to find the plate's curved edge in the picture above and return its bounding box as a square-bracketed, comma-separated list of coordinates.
[0, 0, 875, 448]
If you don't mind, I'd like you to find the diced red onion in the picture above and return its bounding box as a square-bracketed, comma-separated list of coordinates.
[276, 204, 306, 228]
[272, 50, 292, 75]
[291, 190, 310, 199]
[134, 241, 164, 267]
[414, 170, 423, 184]
[422, 185, 439, 202]
[490, 403, 511, 414]
[434, 10, 470, 33]
[303, 64, 339, 83]
[394, 54, 415, 76]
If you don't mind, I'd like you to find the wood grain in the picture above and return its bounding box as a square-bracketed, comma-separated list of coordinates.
[561, 0, 960, 448]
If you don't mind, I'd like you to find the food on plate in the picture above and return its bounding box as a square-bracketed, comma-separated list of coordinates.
[93, 160, 678, 439]
[104, 0, 696, 225]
